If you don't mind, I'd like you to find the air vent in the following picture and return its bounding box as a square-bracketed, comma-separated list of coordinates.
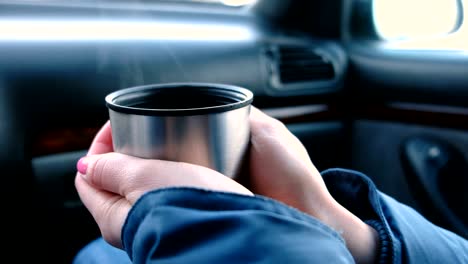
[275, 45, 335, 84]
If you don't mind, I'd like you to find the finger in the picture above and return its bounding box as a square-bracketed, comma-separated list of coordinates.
[249, 106, 311, 167]
[250, 106, 273, 121]
[81, 152, 252, 201]
[87, 121, 113, 155]
[81, 153, 137, 198]
[249, 106, 287, 140]
[250, 106, 285, 128]
[75, 173, 129, 248]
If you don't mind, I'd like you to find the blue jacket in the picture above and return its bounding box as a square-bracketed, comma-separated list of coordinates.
[75, 169, 468, 263]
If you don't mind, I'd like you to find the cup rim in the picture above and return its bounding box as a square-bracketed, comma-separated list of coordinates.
[105, 83, 253, 116]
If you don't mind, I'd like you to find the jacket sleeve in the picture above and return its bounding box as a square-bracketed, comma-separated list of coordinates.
[322, 168, 468, 264]
[122, 188, 354, 264]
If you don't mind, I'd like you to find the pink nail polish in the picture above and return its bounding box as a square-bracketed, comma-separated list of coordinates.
[77, 157, 88, 174]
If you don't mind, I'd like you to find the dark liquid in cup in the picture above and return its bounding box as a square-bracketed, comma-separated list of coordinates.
[114, 86, 244, 110]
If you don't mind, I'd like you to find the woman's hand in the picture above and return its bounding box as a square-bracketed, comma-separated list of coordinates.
[75, 122, 252, 249]
[248, 107, 333, 218]
[248, 108, 378, 264]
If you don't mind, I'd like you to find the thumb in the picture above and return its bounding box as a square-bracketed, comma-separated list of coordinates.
[77, 152, 141, 200]
[77, 152, 253, 202]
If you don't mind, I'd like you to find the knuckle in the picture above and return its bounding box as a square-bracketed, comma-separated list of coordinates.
[252, 117, 286, 140]
[118, 156, 149, 196]
[87, 153, 118, 186]
[87, 156, 104, 186]
[258, 118, 281, 133]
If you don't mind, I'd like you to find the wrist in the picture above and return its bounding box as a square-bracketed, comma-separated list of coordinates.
[318, 199, 379, 264]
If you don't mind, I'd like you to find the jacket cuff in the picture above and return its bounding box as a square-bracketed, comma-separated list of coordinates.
[122, 187, 345, 260]
[321, 168, 396, 263]
[365, 219, 393, 264]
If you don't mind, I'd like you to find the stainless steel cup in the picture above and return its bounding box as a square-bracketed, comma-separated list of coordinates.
[105, 83, 253, 178]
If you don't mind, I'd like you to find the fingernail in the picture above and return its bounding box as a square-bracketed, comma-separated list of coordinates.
[77, 157, 89, 175]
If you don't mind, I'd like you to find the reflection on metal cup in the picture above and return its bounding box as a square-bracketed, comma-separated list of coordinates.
[105, 83, 253, 179]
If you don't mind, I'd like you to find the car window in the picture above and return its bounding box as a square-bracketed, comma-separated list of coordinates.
[373, 0, 462, 40]
[10, 0, 256, 7]
[373, 0, 467, 50]
[175, 0, 256, 6]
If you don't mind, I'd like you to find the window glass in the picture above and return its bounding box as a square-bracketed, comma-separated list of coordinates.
[11, 0, 257, 7]
[373, 0, 462, 40]
[153, 0, 257, 7]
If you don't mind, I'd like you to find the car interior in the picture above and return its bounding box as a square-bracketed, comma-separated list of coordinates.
[1, 0, 467, 262]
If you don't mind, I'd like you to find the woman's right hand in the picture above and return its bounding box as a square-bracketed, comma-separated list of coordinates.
[75, 122, 253, 249]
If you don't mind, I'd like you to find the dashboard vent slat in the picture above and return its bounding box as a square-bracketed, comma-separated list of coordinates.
[275, 45, 335, 83]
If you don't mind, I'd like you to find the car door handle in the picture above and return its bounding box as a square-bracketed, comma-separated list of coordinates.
[401, 137, 468, 238]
